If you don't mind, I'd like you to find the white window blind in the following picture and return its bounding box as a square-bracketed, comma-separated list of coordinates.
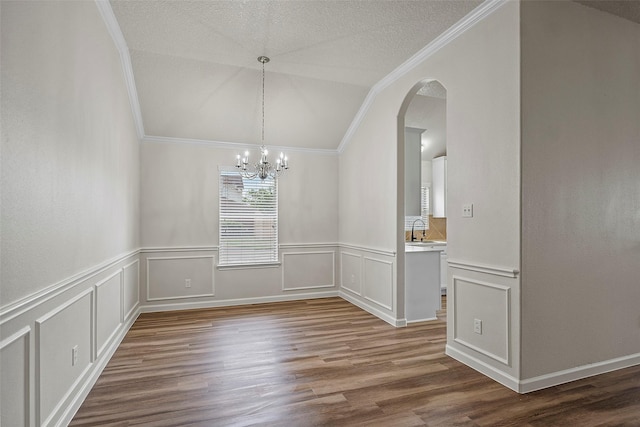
[405, 186, 430, 231]
[219, 169, 278, 266]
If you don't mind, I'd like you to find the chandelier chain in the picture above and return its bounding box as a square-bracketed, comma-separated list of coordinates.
[261, 58, 265, 145]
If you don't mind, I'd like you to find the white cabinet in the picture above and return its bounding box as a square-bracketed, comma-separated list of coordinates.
[432, 156, 447, 218]
[405, 128, 425, 216]
[405, 246, 442, 322]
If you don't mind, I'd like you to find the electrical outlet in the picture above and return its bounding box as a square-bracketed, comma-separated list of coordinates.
[474, 319, 482, 335]
[185, 279, 191, 288]
[72, 345, 79, 366]
[462, 204, 474, 218]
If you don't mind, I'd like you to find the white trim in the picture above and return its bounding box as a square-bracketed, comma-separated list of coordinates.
[446, 344, 519, 392]
[140, 291, 339, 313]
[0, 249, 139, 325]
[340, 251, 363, 296]
[452, 276, 511, 365]
[217, 262, 281, 270]
[448, 259, 519, 278]
[281, 251, 336, 291]
[140, 246, 217, 253]
[337, 0, 509, 154]
[146, 255, 215, 302]
[406, 317, 438, 324]
[122, 259, 140, 322]
[339, 243, 396, 257]
[94, 0, 144, 139]
[339, 291, 404, 327]
[0, 326, 31, 426]
[363, 257, 394, 311]
[280, 242, 338, 249]
[519, 352, 640, 394]
[142, 135, 339, 156]
[94, 270, 124, 359]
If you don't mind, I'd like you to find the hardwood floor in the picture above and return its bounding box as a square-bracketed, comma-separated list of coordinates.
[72, 297, 640, 426]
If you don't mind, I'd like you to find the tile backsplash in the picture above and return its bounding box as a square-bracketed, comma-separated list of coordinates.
[405, 215, 447, 241]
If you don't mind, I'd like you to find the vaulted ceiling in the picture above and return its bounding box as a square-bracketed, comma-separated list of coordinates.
[109, 0, 483, 151]
[109, 0, 640, 152]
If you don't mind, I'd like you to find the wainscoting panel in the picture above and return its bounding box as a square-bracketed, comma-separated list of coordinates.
[36, 289, 94, 426]
[340, 252, 362, 296]
[282, 251, 335, 291]
[0, 327, 30, 426]
[147, 255, 215, 301]
[363, 257, 394, 311]
[95, 271, 123, 359]
[122, 259, 140, 321]
[452, 275, 510, 365]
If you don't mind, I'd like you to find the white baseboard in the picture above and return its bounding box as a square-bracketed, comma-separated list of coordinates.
[446, 344, 519, 392]
[140, 291, 340, 313]
[339, 290, 403, 327]
[447, 344, 640, 394]
[519, 352, 640, 393]
[407, 316, 438, 324]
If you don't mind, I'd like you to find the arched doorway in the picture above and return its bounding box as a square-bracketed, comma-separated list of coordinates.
[397, 79, 447, 324]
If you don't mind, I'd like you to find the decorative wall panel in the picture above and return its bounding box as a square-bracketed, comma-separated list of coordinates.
[363, 257, 394, 310]
[453, 276, 510, 364]
[95, 271, 123, 358]
[340, 252, 362, 295]
[0, 327, 30, 427]
[122, 259, 140, 321]
[36, 289, 93, 426]
[147, 255, 215, 301]
[282, 251, 335, 290]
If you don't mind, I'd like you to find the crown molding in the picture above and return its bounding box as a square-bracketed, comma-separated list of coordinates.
[95, 0, 145, 139]
[337, 0, 509, 154]
[142, 135, 339, 156]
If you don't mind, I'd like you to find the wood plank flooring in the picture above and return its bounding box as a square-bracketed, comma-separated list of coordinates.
[71, 297, 640, 426]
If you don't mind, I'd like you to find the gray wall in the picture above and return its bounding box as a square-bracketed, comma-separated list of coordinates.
[521, 1, 640, 380]
[1, 2, 141, 425]
[1, 0, 140, 305]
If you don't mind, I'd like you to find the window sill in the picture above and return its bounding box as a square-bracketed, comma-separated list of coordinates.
[217, 262, 281, 271]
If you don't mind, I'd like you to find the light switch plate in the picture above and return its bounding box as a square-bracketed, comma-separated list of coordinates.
[462, 204, 473, 218]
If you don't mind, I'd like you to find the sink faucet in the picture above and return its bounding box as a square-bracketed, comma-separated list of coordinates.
[411, 218, 427, 242]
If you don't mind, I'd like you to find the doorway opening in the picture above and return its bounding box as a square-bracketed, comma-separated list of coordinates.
[398, 79, 447, 325]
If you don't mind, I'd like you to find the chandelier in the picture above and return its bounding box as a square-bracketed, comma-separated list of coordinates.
[236, 56, 289, 180]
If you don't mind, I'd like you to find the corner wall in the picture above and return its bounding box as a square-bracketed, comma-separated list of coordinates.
[1, 1, 141, 425]
[520, 1, 640, 389]
[338, 0, 521, 385]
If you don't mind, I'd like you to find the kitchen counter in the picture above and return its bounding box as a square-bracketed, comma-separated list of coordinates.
[405, 242, 446, 252]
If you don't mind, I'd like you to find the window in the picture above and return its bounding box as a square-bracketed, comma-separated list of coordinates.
[219, 168, 278, 266]
[405, 186, 430, 231]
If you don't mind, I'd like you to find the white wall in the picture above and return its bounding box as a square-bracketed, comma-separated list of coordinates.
[0, 1, 141, 425]
[338, 1, 521, 384]
[520, 1, 640, 385]
[139, 141, 340, 309]
[1, 1, 140, 305]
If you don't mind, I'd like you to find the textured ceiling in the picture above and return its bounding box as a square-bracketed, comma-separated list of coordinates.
[574, 1, 640, 25]
[109, 0, 483, 150]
